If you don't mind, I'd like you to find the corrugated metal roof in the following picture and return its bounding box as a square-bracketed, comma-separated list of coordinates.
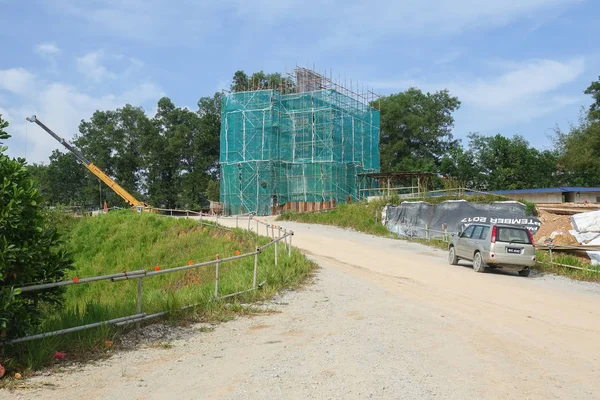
[492, 187, 600, 195]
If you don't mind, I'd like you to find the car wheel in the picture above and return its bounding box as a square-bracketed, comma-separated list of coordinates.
[472, 252, 486, 273]
[448, 246, 458, 265]
[518, 269, 530, 277]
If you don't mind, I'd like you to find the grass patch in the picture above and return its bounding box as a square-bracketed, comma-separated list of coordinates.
[535, 250, 600, 282]
[279, 201, 391, 237]
[4, 211, 315, 373]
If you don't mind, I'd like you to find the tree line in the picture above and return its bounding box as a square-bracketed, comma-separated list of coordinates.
[25, 70, 600, 210]
[377, 76, 600, 190]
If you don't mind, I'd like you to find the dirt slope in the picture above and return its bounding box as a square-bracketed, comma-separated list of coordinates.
[5, 217, 600, 400]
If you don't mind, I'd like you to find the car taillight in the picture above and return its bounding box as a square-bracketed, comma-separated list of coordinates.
[491, 225, 497, 243]
[526, 229, 535, 248]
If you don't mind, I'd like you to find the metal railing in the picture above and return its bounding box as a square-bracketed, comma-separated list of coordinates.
[4, 215, 294, 345]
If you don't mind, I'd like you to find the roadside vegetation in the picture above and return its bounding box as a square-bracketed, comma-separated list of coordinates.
[279, 193, 523, 237]
[279, 196, 600, 282]
[4, 211, 315, 373]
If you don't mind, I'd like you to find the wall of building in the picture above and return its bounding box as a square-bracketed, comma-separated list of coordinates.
[565, 191, 600, 203]
[503, 192, 563, 204]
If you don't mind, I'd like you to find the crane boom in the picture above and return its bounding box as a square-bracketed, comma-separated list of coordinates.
[26, 115, 151, 211]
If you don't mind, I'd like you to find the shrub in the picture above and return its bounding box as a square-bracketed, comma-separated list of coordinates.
[0, 116, 73, 341]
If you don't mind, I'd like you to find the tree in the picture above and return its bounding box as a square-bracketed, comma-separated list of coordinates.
[466, 133, 561, 190]
[75, 105, 148, 207]
[555, 114, 600, 186]
[584, 76, 600, 121]
[0, 114, 73, 340]
[376, 88, 461, 172]
[231, 70, 249, 92]
[205, 180, 219, 202]
[439, 145, 480, 189]
[230, 70, 294, 93]
[45, 150, 90, 206]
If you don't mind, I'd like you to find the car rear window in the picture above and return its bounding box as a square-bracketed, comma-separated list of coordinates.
[497, 227, 531, 244]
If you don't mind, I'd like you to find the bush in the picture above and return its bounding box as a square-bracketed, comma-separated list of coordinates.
[0, 116, 73, 341]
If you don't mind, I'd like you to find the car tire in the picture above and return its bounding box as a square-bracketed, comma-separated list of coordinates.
[448, 246, 458, 265]
[472, 252, 486, 273]
[518, 269, 530, 277]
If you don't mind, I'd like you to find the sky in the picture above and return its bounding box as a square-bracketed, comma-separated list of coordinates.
[1, 0, 599, 163]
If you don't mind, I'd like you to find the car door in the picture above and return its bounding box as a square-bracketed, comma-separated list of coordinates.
[456, 225, 476, 258]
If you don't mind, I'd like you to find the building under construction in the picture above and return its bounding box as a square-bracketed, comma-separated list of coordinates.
[219, 67, 381, 216]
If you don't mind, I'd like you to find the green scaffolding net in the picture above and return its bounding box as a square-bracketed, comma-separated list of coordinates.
[220, 88, 380, 215]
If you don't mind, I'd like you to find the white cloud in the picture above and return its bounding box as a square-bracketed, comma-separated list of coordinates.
[35, 42, 61, 56]
[0, 67, 163, 162]
[51, 0, 582, 45]
[369, 57, 586, 132]
[0, 68, 36, 95]
[76, 50, 117, 82]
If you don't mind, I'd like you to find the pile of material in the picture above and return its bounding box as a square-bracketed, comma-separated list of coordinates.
[534, 210, 579, 246]
[570, 210, 600, 265]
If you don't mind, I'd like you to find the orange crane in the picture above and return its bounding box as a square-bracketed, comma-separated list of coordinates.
[26, 115, 152, 212]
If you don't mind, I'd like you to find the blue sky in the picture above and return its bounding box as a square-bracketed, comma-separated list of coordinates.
[1, 0, 599, 163]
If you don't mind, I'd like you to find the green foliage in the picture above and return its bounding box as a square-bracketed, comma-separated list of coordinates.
[468, 133, 561, 190]
[554, 113, 600, 187]
[7, 211, 314, 370]
[279, 202, 391, 237]
[376, 88, 461, 172]
[205, 180, 219, 202]
[584, 75, 600, 121]
[230, 70, 294, 92]
[0, 115, 73, 340]
[278, 194, 519, 238]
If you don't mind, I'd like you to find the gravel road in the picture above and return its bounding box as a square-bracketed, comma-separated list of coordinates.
[5, 218, 600, 399]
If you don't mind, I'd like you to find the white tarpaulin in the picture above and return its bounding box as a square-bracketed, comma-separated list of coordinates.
[570, 210, 600, 265]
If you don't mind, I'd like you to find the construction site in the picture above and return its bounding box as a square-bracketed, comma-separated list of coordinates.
[219, 68, 381, 216]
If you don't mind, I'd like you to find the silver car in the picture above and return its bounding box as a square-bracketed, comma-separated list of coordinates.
[448, 223, 537, 276]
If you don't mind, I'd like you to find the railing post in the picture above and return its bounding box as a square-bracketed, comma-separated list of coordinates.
[426, 224, 429, 241]
[289, 232, 293, 257]
[236, 214, 239, 229]
[549, 245, 553, 264]
[271, 225, 275, 240]
[275, 234, 279, 267]
[266, 223, 269, 236]
[215, 256, 220, 298]
[253, 250, 259, 289]
[136, 277, 143, 329]
[248, 215, 251, 231]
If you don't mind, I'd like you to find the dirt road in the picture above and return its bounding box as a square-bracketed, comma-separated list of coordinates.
[6, 218, 600, 399]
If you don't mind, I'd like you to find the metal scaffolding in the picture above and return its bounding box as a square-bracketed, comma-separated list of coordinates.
[220, 67, 381, 216]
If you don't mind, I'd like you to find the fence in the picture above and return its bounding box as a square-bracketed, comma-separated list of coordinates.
[3, 213, 294, 346]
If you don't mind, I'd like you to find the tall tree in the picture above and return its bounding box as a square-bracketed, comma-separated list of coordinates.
[467, 133, 561, 190]
[555, 115, 600, 186]
[46, 150, 91, 206]
[75, 105, 148, 206]
[584, 76, 600, 121]
[376, 88, 461, 172]
[231, 70, 249, 92]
